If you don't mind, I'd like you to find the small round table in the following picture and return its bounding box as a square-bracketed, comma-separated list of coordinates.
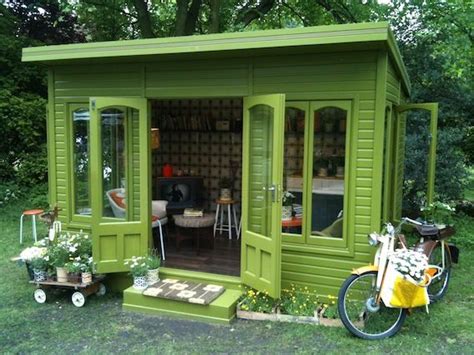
[282, 217, 302, 233]
[174, 213, 215, 255]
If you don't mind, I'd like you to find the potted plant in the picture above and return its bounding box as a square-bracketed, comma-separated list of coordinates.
[48, 234, 73, 282]
[218, 177, 233, 201]
[282, 191, 295, 221]
[19, 246, 47, 280]
[80, 256, 95, 284]
[65, 260, 83, 283]
[146, 251, 161, 285]
[420, 201, 456, 228]
[30, 254, 49, 282]
[125, 256, 149, 290]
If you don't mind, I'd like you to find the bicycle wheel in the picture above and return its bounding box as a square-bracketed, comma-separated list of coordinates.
[338, 271, 407, 340]
[427, 243, 451, 302]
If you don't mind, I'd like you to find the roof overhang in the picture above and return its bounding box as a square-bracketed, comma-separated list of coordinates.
[22, 22, 410, 95]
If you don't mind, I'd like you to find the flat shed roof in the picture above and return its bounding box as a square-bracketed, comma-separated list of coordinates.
[22, 22, 410, 94]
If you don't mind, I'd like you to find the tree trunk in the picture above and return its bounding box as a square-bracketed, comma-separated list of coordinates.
[175, 0, 189, 36]
[184, 0, 202, 35]
[209, 0, 221, 33]
[239, 0, 275, 27]
[133, 0, 155, 38]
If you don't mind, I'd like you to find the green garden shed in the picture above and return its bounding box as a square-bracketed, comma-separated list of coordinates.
[22, 22, 439, 323]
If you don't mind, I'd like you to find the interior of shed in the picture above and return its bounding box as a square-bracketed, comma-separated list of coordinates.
[150, 98, 243, 276]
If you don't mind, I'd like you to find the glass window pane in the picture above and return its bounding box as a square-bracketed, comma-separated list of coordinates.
[247, 104, 273, 236]
[101, 108, 126, 218]
[72, 108, 91, 215]
[282, 107, 305, 235]
[311, 107, 346, 238]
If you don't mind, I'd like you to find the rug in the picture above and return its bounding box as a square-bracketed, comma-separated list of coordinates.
[142, 278, 225, 305]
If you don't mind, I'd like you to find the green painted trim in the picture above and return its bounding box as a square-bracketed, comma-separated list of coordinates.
[89, 97, 150, 273]
[66, 102, 92, 225]
[305, 100, 355, 257]
[371, 52, 388, 231]
[123, 286, 242, 324]
[241, 94, 285, 298]
[282, 101, 310, 245]
[23, 22, 389, 63]
[396, 103, 439, 204]
[47, 69, 57, 207]
[382, 103, 393, 222]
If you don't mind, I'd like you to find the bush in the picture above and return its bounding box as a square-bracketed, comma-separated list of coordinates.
[403, 127, 468, 212]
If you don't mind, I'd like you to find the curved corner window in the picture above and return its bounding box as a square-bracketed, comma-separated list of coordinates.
[311, 106, 347, 239]
[72, 107, 91, 216]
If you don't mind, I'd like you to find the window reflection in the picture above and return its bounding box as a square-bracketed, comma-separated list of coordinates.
[282, 107, 305, 235]
[72, 108, 91, 215]
[101, 109, 126, 218]
[311, 107, 346, 238]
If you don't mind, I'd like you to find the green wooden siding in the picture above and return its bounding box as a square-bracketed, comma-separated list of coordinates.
[386, 59, 401, 104]
[47, 47, 394, 297]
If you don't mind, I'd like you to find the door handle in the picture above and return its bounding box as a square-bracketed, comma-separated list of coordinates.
[263, 185, 277, 202]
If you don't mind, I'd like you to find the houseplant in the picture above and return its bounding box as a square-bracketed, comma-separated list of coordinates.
[218, 177, 233, 201]
[80, 256, 95, 284]
[282, 191, 295, 221]
[146, 251, 161, 285]
[420, 201, 456, 228]
[29, 253, 49, 282]
[48, 240, 70, 282]
[125, 256, 149, 290]
[19, 246, 47, 280]
[65, 260, 83, 283]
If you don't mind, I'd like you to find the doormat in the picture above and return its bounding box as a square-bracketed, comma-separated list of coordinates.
[142, 278, 225, 305]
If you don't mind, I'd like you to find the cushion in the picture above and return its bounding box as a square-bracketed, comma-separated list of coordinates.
[174, 213, 215, 228]
[152, 200, 168, 219]
[109, 191, 126, 209]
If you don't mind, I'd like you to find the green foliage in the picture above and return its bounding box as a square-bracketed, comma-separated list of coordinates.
[124, 256, 148, 277]
[421, 201, 456, 226]
[279, 285, 319, 316]
[451, 214, 474, 249]
[239, 287, 275, 313]
[146, 249, 161, 270]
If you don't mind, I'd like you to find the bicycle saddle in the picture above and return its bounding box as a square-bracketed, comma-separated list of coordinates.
[415, 224, 439, 236]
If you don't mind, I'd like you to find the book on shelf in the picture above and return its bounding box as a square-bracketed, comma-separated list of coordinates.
[183, 208, 204, 217]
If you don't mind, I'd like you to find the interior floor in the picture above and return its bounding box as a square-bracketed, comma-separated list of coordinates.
[161, 232, 241, 276]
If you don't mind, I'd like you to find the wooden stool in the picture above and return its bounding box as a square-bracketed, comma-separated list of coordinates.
[20, 209, 44, 244]
[213, 199, 239, 240]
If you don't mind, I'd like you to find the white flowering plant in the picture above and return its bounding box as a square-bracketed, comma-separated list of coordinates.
[124, 256, 148, 277]
[420, 201, 456, 226]
[19, 247, 47, 263]
[282, 191, 296, 207]
[47, 231, 92, 268]
[390, 249, 428, 283]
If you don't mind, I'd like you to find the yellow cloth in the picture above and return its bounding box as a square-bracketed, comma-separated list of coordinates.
[390, 274, 429, 308]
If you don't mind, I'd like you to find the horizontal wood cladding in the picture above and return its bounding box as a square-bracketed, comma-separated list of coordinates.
[49, 48, 382, 293]
[145, 60, 250, 98]
[386, 59, 401, 104]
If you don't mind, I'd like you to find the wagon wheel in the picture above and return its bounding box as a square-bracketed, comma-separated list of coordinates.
[71, 291, 86, 307]
[96, 283, 106, 296]
[34, 289, 47, 304]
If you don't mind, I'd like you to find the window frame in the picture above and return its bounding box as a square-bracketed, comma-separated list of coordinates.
[66, 103, 92, 225]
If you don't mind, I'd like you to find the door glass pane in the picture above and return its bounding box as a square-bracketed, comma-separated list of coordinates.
[101, 108, 126, 218]
[247, 104, 273, 236]
[72, 108, 91, 215]
[311, 107, 346, 238]
[282, 107, 305, 235]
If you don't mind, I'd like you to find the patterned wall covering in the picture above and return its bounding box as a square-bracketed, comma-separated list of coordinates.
[151, 99, 243, 211]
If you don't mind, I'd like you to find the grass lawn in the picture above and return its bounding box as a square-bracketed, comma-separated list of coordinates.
[1, 200, 473, 354]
